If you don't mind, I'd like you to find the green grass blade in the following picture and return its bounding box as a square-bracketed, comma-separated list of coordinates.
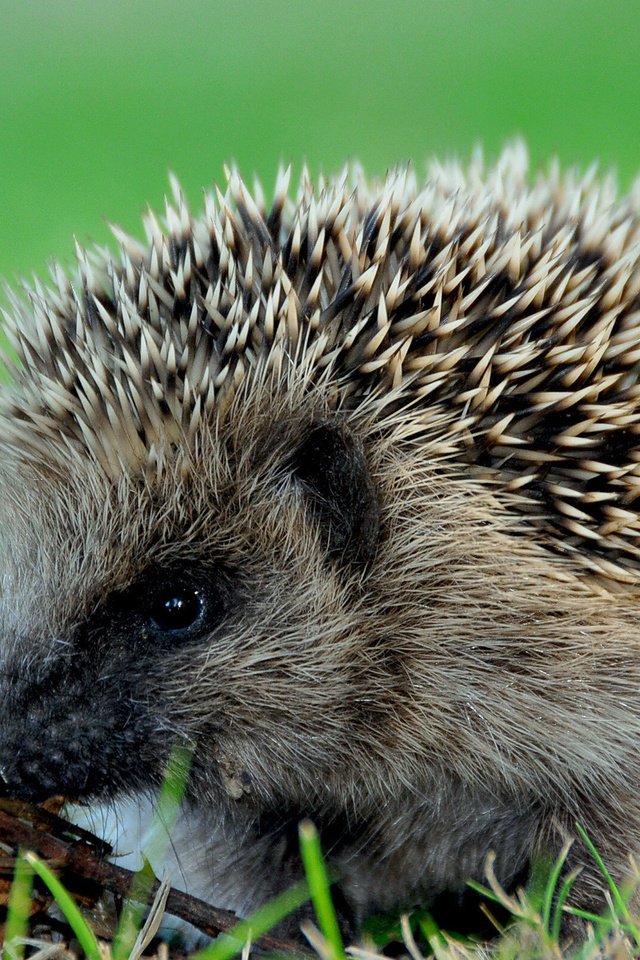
[465, 878, 504, 906]
[110, 859, 157, 960]
[563, 905, 618, 926]
[550, 868, 580, 943]
[2, 853, 34, 960]
[575, 822, 640, 943]
[541, 841, 571, 934]
[111, 742, 194, 960]
[416, 911, 448, 951]
[191, 878, 311, 960]
[24, 852, 101, 960]
[299, 819, 344, 960]
[142, 742, 193, 863]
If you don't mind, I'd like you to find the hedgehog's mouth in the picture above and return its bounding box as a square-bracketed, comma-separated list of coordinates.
[0, 721, 158, 805]
[0, 676, 166, 805]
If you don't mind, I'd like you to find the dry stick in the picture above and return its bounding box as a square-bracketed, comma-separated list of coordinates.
[0, 807, 311, 956]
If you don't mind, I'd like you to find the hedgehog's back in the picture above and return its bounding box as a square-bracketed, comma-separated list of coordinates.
[2, 144, 640, 580]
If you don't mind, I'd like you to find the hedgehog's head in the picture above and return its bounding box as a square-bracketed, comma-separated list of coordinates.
[0, 370, 387, 809]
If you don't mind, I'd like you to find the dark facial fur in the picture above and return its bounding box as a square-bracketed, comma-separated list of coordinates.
[0, 418, 375, 805]
[2, 148, 640, 930]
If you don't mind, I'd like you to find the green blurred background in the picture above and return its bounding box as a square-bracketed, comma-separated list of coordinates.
[1, 0, 639, 283]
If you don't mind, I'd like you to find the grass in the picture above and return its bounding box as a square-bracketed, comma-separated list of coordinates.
[2, 854, 34, 960]
[190, 880, 311, 960]
[299, 820, 345, 960]
[22, 852, 102, 960]
[1, 746, 640, 960]
[4, 779, 640, 960]
[109, 745, 193, 960]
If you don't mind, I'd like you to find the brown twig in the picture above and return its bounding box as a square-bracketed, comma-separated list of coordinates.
[0, 802, 311, 956]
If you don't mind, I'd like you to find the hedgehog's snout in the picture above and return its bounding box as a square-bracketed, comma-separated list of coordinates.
[0, 714, 91, 803]
[0, 654, 123, 802]
[0, 699, 84, 802]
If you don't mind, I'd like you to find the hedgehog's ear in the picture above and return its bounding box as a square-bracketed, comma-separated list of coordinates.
[291, 422, 380, 568]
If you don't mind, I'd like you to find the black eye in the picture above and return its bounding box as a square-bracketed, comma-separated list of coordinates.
[149, 586, 204, 633]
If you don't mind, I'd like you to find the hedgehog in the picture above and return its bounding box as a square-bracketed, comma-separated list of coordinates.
[1, 142, 640, 936]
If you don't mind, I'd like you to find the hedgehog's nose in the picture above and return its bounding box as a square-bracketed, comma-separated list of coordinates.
[0, 750, 63, 803]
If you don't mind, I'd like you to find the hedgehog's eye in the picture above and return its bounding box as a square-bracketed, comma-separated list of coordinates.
[149, 586, 205, 633]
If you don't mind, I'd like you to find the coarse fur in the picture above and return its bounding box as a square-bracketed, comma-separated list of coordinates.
[1, 143, 640, 932]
